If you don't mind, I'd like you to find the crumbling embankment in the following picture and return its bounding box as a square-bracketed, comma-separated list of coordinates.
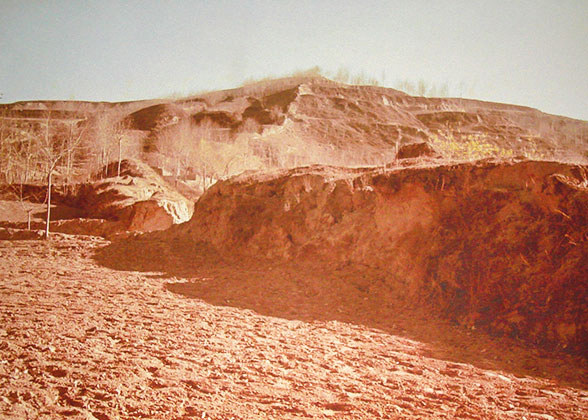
[0, 160, 194, 237]
[179, 160, 588, 354]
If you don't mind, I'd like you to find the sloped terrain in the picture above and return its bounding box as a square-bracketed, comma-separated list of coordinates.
[128, 77, 588, 169]
[179, 78, 588, 164]
[1, 236, 587, 419]
[4, 76, 586, 172]
[174, 160, 588, 355]
[2, 77, 588, 418]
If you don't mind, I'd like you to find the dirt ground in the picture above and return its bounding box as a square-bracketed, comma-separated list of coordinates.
[0, 234, 586, 419]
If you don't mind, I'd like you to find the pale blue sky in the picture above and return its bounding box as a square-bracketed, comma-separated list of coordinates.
[1, 0, 587, 120]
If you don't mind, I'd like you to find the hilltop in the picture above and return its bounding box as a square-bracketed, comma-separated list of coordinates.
[2, 76, 587, 175]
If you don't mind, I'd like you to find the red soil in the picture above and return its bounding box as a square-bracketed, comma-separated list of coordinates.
[175, 160, 588, 355]
[0, 236, 586, 419]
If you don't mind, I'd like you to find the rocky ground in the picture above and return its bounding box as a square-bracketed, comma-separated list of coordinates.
[0, 235, 586, 419]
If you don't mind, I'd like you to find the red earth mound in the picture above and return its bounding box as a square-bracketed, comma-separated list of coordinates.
[175, 160, 588, 355]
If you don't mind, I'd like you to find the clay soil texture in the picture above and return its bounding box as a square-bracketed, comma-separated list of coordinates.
[0, 235, 586, 419]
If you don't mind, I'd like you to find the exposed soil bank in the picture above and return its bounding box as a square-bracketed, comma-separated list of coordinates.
[177, 160, 588, 354]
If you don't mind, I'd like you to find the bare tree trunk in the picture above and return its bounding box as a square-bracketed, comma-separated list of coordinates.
[66, 150, 71, 185]
[24, 137, 31, 183]
[101, 148, 107, 178]
[66, 122, 73, 185]
[202, 164, 207, 192]
[43, 112, 53, 239]
[5, 161, 13, 184]
[117, 136, 122, 178]
[45, 170, 52, 240]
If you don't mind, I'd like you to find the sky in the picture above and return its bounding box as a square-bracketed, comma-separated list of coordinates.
[1, 0, 587, 120]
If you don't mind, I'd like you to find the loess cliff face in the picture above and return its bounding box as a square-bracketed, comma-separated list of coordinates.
[275, 81, 588, 164]
[179, 160, 588, 354]
[176, 78, 588, 165]
[4, 76, 587, 168]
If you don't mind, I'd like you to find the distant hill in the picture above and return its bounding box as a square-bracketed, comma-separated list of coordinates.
[2, 76, 587, 176]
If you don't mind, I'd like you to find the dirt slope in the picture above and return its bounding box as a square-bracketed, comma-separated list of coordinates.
[1, 237, 587, 419]
[175, 160, 588, 355]
[140, 78, 588, 167]
[0, 159, 194, 237]
[185, 78, 588, 164]
[2, 76, 588, 418]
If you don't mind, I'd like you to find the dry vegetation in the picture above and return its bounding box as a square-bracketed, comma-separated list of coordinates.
[429, 132, 516, 162]
[0, 105, 144, 236]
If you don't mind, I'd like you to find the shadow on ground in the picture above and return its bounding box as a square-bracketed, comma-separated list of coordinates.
[93, 232, 588, 389]
[0, 200, 84, 224]
[33, 204, 84, 221]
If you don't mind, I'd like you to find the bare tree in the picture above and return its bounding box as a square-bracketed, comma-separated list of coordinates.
[82, 106, 126, 179]
[117, 132, 124, 178]
[393, 79, 450, 97]
[0, 115, 42, 184]
[6, 182, 44, 230]
[156, 118, 257, 191]
[190, 120, 245, 190]
[64, 121, 81, 185]
[155, 119, 196, 182]
[38, 111, 85, 239]
[0, 109, 18, 183]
